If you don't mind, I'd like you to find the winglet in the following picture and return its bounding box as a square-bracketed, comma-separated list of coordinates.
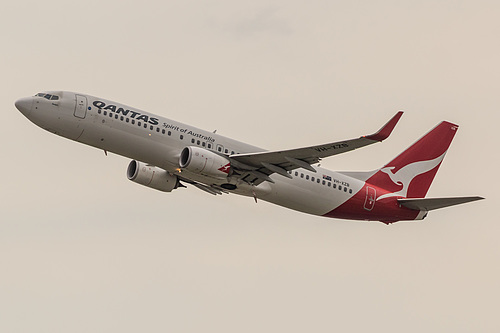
[364, 111, 404, 142]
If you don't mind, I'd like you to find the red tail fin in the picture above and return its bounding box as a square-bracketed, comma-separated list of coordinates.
[367, 121, 459, 199]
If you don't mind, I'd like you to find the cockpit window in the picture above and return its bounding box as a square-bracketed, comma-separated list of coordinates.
[35, 93, 59, 100]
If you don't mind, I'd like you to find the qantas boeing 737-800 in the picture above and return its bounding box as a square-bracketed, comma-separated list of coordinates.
[15, 91, 483, 223]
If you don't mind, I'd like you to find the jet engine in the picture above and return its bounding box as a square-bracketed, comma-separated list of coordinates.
[179, 146, 231, 179]
[127, 160, 179, 192]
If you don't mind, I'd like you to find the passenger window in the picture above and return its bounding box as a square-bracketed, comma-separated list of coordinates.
[109, 113, 113, 118]
[98, 109, 101, 114]
[322, 180, 326, 185]
[208, 143, 212, 148]
[339, 186, 342, 191]
[132, 120, 135, 124]
[306, 175, 309, 180]
[202, 142, 206, 147]
[197, 140, 200, 145]
[120, 116, 124, 121]
[231, 151, 235, 155]
[317, 179, 320, 183]
[156, 128, 160, 132]
[168, 131, 171, 136]
[126, 118, 129, 123]
[311, 177, 315, 182]
[162, 129, 165, 134]
[333, 184, 336, 189]
[225, 149, 228, 153]
[301, 173, 304, 178]
[191, 139, 195, 143]
[180, 135, 183, 140]
[115, 114, 118, 119]
[103, 111, 107, 116]
[138, 122, 141, 126]
[218, 147, 222, 152]
[144, 124, 147, 128]
[295, 172, 298, 176]
[328, 182, 331, 187]
[344, 187, 347, 192]
[349, 189, 352, 194]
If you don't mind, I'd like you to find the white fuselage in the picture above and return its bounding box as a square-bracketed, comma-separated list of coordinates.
[18, 91, 363, 217]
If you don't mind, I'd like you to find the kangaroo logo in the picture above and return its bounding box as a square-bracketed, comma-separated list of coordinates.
[377, 152, 446, 201]
[218, 163, 231, 174]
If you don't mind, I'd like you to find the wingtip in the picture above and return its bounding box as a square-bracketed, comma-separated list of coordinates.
[364, 111, 404, 142]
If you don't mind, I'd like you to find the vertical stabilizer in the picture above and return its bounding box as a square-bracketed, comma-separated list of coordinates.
[367, 121, 458, 200]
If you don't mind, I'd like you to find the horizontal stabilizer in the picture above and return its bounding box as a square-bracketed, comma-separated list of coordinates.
[398, 196, 484, 211]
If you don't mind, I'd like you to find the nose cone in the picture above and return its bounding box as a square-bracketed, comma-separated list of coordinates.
[15, 97, 33, 117]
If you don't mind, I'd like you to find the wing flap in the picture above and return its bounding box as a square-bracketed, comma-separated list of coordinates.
[398, 196, 484, 211]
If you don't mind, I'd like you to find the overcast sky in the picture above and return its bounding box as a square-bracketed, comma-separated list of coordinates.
[1, 1, 498, 332]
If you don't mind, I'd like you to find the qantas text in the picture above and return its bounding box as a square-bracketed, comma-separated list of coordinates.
[93, 101, 159, 125]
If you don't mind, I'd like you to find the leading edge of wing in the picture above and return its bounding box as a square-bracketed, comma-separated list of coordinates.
[231, 111, 404, 168]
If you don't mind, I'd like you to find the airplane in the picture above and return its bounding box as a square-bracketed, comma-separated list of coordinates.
[15, 91, 483, 224]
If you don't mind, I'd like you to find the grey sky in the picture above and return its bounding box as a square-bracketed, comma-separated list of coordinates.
[1, 1, 497, 332]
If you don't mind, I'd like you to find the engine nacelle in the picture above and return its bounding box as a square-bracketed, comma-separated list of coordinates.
[179, 146, 231, 179]
[127, 160, 179, 192]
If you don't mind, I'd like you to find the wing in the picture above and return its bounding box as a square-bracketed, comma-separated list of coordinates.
[229, 111, 404, 185]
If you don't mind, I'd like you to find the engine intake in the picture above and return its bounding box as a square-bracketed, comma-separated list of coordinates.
[127, 160, 179, 192]
[179, 146, 231, 179]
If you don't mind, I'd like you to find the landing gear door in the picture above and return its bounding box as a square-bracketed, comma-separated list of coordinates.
[74, 95, 87, 119]
[364, 186, 376, 211]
